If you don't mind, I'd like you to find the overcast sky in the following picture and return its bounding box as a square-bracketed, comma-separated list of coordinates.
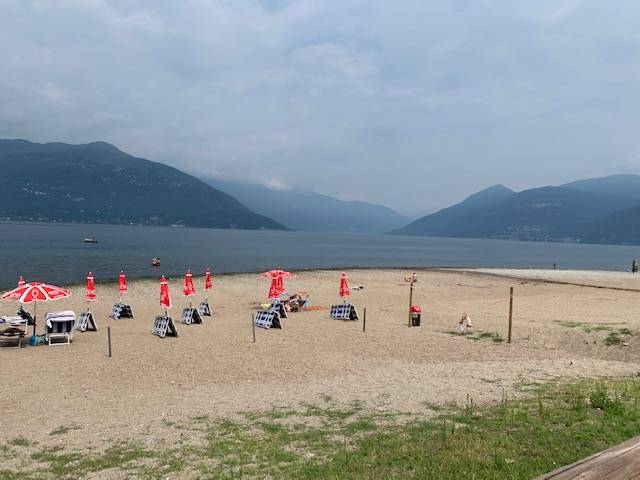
[2, 0, 639, 216]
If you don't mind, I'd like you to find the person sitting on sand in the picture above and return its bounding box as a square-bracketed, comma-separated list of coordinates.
[457, 313, 472, 334]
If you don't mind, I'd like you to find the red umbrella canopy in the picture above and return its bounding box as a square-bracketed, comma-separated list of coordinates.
[17, 276, 26, 287]
[86, 272, 97, 301]
[262, 269, 294, 297]
[2, 282, 71, 304]
[183, 270, 196, 296]
[261, 269, 295, 279]
[119, 270, 128, 294]
[160, 275, 172, 309]
[205, 268, 213, 291]
[339, 272, 350, 298]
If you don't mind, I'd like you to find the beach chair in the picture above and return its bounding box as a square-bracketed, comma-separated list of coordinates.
[270, 302, 287, 319]
[197, 299, 211, 317]
[153, 315, 179, 338]
[330, 304, 358, 321]
[0, 316, 28, 348]
[45, 311, 76, 346]
[254, 310, 282, 329]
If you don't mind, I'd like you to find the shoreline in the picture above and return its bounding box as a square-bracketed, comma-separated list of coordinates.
[4, 265, 639, 292]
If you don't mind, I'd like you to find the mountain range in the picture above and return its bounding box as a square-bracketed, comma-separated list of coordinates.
[390, 175, 640, 245]
[0, 139, 285, 230]
[3, 138, 640, 245]
[204, 178, 413, 234]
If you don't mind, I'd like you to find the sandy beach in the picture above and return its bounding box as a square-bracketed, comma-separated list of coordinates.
[2, 268, 640, 454]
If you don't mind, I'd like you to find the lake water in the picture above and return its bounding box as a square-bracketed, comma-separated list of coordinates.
[0, 222, 638, 288]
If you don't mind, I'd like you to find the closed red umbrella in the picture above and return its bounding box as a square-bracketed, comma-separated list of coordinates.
[205, 268, 213, 291]
[268, 278, 280, 299]
[86, 272, 96, 301]
[118, 270, 128, 295]
[183, 270, 196, 297]
[2, 282, 71, 335]
[183, 269, 196, 308]
[339, 272, 350, 299]
[275, 276, 284, 296]
[17, 275, 25, 287]
[160, 275, 172, 310]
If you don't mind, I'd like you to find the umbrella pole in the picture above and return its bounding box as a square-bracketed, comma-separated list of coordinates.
[33, 301, 37, 337]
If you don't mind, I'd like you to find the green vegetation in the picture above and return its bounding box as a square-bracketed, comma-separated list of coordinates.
[604, 329, 634, 346]
[446, 330, 505, 343]
[7, 437, 31, 447]
[555, 321, 634, 346]
[49, 425, 81, 436]
[2, 379, 640, 479]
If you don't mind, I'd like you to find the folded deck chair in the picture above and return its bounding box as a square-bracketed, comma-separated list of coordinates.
[45, 311, 76, 346]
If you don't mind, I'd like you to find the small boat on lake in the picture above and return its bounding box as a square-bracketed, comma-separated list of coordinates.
[84, 237, 98, 244]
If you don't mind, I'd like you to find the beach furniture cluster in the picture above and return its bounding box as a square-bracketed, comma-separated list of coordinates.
[330, 272, 359, 321]
[0, 267, 217, 347]
[0, 267, 444, 350]
[110, 271, 134, 320]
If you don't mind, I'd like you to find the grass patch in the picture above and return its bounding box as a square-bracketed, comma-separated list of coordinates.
[468, 331, 505, 343]
[445, 330, 505, 343]
[4, 379, 640, 479]
[554, 321, 634, 346]
[49, 424, 81, 436]
[604, 329, 634, 346]
[7, 437, 31, 447]
[556, 320, 585, 329]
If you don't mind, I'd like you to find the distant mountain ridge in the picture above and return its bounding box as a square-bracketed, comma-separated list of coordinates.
[205, 177, 413, 234]
[0, 139, 285, 230]
[390, 175, 640, 245]
[565, 175, 640, 202]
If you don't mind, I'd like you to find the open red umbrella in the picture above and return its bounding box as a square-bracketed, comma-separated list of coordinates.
[160, 275, 172, 310]
[86, 272, 96, 301]
[262, 269, 295, 299]
[339, 272, 350, 299]
[2, 282, 71, 335]
[17, 275, 25, 287]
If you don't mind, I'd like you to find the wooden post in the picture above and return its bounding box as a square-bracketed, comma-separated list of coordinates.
[363, 307, 367, 333]
[107, 326, 112, 357]
[252, 313, 256, 343]
[508, 287, 514, 344]
[408, 281, 413, 328]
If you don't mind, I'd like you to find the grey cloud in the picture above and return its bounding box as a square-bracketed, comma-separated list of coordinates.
[1, 0, 640, 216]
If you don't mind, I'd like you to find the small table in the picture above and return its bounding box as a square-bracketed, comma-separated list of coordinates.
[0, 316, 28, 348]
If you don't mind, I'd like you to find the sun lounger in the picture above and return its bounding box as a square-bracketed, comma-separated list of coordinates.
[45, 311, 76, 346]
[0, 316, 28, 348]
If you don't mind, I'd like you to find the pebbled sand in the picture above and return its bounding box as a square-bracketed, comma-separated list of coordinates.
[1, 268, 640, 449]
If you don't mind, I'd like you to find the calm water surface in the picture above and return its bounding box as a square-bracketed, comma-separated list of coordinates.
[0, 222, 638, 288]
